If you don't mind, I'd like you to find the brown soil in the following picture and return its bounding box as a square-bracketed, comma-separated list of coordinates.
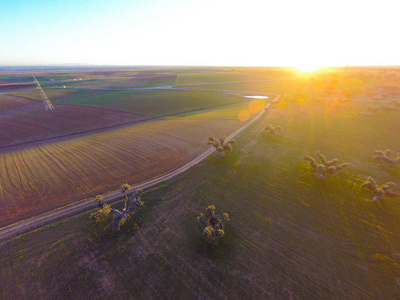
[0, 103, 145, 148]
[0, 84, 35, 90]
[0, 94, 41, 111]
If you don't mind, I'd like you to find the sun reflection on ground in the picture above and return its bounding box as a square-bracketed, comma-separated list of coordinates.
[249, 98, 265, 114]
[238, 109, 251, 122]
[238, 98, 266, 121]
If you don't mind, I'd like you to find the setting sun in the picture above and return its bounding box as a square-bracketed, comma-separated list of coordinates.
[296, 64, 322, 73]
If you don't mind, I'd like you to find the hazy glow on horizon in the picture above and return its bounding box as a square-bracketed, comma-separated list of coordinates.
[1, 0, 399, 68]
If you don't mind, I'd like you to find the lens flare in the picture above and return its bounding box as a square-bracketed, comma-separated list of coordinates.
[238, 110, 251, 122]
[249, 98, 265, 114]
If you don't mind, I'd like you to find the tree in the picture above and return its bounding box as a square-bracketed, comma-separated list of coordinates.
[90, 194, 111, 221]
[90, 184, 144, 231]
[361, 177, 400, 201]
[304, 151, 350, 178]
[197, 205, 230, 243]
[111, 184, 144, 231]
[208, 136, 235, 157]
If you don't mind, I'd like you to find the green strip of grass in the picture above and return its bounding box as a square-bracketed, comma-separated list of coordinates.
[58, 89, 246, 116]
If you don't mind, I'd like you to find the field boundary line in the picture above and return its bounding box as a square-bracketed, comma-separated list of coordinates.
[0, 96, 278, 241]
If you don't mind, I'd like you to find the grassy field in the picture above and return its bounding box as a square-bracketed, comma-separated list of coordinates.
[175, 68, 297, 85]
[57, 89, 247, 116]
[0, 76, 34, 84]
[52, 76, 177, 89]
[175, 73, 241, 85]
[2, 98, 400, 298]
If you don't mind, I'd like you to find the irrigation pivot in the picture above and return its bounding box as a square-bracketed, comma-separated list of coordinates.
[33, 76, 55, 111]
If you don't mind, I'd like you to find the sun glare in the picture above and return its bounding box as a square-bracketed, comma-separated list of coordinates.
[296, 64, 322, 73]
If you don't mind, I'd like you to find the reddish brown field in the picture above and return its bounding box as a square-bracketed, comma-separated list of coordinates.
[0, 84, 35, 91]
[0, 93, 42, 110]
[0, 103, 145, 148]
[0, 77, 33, 84]
[0, 106, 248, 227]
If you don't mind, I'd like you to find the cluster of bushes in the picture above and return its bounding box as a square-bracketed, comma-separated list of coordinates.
[361, 177, 400, 201]
[359, 103, 400, 117]
[302, 148, 400, 202]
[373, 149, 400, 166]
[304, 152, 350, 178]
[264, 124, 282, 135]
[208, 136, 235, 156]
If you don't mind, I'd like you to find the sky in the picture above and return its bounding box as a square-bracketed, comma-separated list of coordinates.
[1, 0, 399, 68]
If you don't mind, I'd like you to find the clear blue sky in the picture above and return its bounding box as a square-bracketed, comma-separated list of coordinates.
[1, 0, 399, 68]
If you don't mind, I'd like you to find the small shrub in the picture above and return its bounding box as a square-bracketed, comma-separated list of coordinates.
[381, 105, 398, 111]
[90, 204, 111, 221]
[358, 112, 373, 117]
[367, 105, 379, 112]
[95, 194, 105, 208]
[121, 183, 130, 194]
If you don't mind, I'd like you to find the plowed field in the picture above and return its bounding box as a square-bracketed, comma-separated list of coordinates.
[0, 103, 144, 148]
[0, 84, 35, 91]
[0, 93, 41, 111]
[0, 105, 249, 227]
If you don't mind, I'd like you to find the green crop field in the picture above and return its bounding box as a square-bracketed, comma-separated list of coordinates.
[2, 97, 400, 298]
[175, 68, 298, 86]
[179, 79, 311, 94]
[175, 73, 241, 85]
[57, 89, 248, 116]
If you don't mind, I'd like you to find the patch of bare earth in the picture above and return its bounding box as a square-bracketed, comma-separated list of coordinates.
[0, 104, 145, 148]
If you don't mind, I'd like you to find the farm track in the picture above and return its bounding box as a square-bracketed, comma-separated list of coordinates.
[0, 98, 276, 240]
